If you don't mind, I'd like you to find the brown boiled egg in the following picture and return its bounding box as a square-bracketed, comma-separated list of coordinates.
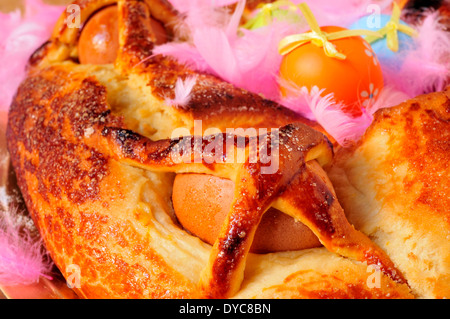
[172, 173, 322, 253]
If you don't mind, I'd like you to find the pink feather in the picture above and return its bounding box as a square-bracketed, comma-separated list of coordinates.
[277, 81, 373, 146]
[154, 0, 242, 72]
[153, 42, 211, 72]
[278, 79, 409, 146]
[0, 0, 64, 112]
[156, 0, 398, 146]
[306, 90, 374, 147]
[155, 0, 301, 101]
[164, 76, 198, 108]
[366, 85, 410, 115]
[168, 0, 239, 14]
[0, 190, 53, 287]
[168, 0, 240, 42]
[383, 10, 450, 97]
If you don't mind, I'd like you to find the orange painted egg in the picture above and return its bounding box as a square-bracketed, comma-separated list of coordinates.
[280, 26, 384, 117]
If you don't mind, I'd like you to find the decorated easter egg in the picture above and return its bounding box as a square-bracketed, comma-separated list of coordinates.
[349, 14, 415, 68]
[279, 26, 384, 117]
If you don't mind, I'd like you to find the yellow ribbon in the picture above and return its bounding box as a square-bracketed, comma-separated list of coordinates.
[243, 0, 299, 30]
[364, 2, 418, 52]
[278, 3, 383, 60]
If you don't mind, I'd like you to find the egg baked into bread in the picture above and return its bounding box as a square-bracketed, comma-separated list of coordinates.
[5, 0, 447, 299]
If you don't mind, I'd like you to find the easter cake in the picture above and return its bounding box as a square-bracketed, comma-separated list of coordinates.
[3, 0, 449, 298]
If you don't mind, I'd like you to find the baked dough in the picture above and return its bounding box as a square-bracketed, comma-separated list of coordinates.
[5, 0, 422, 298]
[327, 88, 450, 299]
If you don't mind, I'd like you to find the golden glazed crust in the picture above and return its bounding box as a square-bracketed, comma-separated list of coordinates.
[5, 0, 419, 298]
[327, 88, 450, 299]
